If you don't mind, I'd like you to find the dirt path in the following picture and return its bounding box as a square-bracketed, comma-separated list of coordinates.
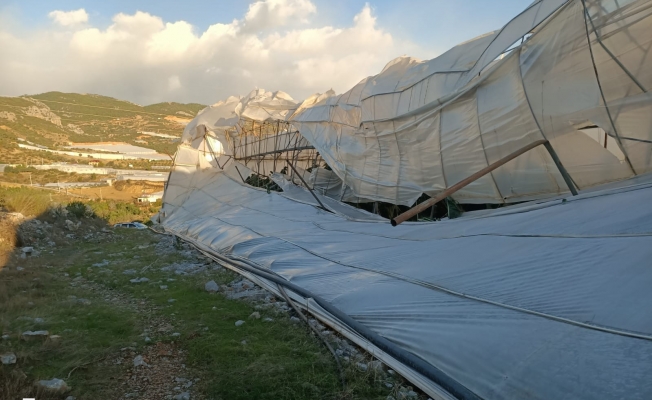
[71, 276, 201, 400]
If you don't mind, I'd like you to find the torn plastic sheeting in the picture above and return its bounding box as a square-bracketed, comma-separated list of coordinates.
[161, 164, 652, 400]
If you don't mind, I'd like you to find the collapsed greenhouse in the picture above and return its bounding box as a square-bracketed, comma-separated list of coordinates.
[158, 0, 652, 399]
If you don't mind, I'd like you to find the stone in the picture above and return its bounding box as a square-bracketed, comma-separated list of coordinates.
[92, 260, 109, 267]
[385, 382, 394, 388]
[356, 362, 368, 372]
[172, 332, 181, 337]
[387, 369, 396, 376]
[160, 285, 168, 290]
[204, 280, 219, 293]
[77, 298, 91, 306]
[21, 330, 49, 340]
[123, 269, 137, 275]
[16, 267, 24, 271]
[175, 377, 188, 383]
[1, 334, 10, 340]
[235, 320, 245, 327]
[1, 352, 16, 365]
[65, 396, 76, 400]
[249, 312, 260, 319]
[173, 392, 190, 400]
[241, 340, 247, 345]
[49, 335, 62, 343]
[37, 378, 69, 393]
[34, 317, 45, 324]
[263, 317, 274, 322]
[21, 246, 34, 254]
[144, 336, 152, 343]
[129, 277, 149, 283]
[64, 219, 79, 231]
[290, 316, 301, 323]
[133, 355, 148, 367]
[168, 299, 176, 303]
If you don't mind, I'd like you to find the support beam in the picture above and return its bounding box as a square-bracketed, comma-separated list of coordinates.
[391, 139, 549, 226]
[286, 160, 331, 213]
[543, 141, 578, 196]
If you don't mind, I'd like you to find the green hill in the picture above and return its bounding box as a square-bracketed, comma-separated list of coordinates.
[144, 102, 206, 117]
[0, 92, 206, 167]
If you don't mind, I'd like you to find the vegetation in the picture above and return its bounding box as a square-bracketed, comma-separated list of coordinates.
[0, 91, 203, 168]
[0, 211, 411, 399]
[0, 167, 109, 186]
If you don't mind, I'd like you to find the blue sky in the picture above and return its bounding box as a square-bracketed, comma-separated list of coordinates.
[0, 0, 534, 104]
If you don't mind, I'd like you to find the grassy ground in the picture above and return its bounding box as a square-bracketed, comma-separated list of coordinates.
[0, 211, 413, 399]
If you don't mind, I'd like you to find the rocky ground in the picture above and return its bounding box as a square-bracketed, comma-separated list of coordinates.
[0, 210, 428, 400]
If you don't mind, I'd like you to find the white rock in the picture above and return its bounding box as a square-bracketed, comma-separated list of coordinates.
[49, 335, 62, 343]
[263, 317, 274, 322]
[172, 332, 181, 337]
[37, 378, 69, 392]
[173, 392, 190, 400]
[92, 260, 109, 267]
[168, 299, 176, 303]
[1, 334, 9, 340]
[235, 320, 245, 327]
[133, 355, 148, 367]
[129, 277, 149, 283]
[21, 246, 34, 254]
[77, 298, 91, 306]
[356, 362, 368, 372]
[387, 369, 396, 376]
[204, 280, 219, 293]
[123, 269, 137, 275]
[144, 336, 152, 343]
[21, 330, 49, 340]
[16, 266, 24, 271]
[160, 285, 168, 290]
[1, 352, 16, 364]
[249, 312, 260, 319]
[290, 316, 301, 323]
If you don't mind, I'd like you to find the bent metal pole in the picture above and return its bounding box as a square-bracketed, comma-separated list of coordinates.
[392, 139, 549, 226]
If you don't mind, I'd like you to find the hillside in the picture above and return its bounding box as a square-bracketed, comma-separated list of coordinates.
[0, 92, 205, 167]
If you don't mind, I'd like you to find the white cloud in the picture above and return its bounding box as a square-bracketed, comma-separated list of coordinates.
[243, 0, 316, 32]
[48, 9, 88, 27]
[0, 0, 427, 105]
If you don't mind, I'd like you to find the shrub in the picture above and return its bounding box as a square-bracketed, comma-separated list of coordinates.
[66, 201, 95, 218]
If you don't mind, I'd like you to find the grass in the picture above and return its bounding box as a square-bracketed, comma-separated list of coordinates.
[0, 238, 142, 399]
[0, 215, 405, 399]
[0, 91, 197, 169]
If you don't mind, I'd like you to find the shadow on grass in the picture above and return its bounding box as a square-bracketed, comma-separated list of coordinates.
[0, 203, 142, 399]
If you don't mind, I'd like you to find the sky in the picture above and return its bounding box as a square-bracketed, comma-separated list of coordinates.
[0, 0, 533, 105]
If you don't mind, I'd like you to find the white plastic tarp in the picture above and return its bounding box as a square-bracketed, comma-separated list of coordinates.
[161, 156, 652, 400]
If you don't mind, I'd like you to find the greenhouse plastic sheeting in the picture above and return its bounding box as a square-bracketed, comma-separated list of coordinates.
[178, 0, 652, 207]
[160, 155, 652, 400]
